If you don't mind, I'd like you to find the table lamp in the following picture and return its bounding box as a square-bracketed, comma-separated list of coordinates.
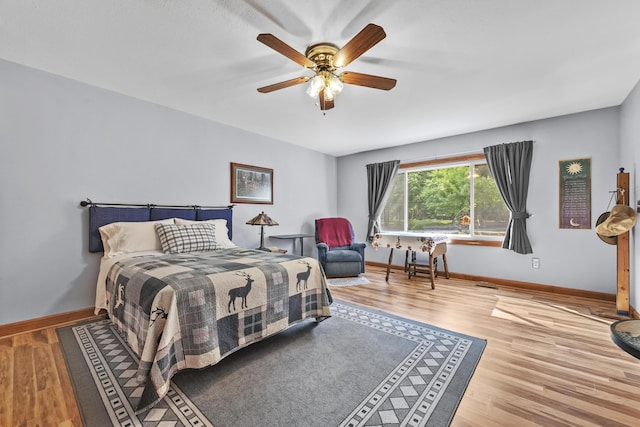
[246, 211, 279, 250]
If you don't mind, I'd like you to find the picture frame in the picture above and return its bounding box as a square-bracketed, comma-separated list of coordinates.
[230, 162, 274, 204]
[558, 157, 591, 229]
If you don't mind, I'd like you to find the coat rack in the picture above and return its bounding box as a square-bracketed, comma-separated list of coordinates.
[616, 169, 630, 316]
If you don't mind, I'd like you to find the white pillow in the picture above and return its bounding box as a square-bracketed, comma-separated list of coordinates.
[174, 218, 236, 249]
[99, 219, 174, 257]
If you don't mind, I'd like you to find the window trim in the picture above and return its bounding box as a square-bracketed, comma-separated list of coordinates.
[449, 238, 502, 247]
[400, 153, 486, 170]
[386, 153, 506, 246]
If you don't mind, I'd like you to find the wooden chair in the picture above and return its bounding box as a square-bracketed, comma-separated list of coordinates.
[406, 244, 449, 289]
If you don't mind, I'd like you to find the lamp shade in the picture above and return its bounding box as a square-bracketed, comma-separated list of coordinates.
[246, 212, 279, 226]
[246, 212, 278, 250]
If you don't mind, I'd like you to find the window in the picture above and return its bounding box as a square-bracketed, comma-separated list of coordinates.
[380, 155, 509, 240]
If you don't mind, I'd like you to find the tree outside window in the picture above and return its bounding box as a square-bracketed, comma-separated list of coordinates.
[381, 159, 509, 239]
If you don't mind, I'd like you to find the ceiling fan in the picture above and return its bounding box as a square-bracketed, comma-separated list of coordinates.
[256, 23, 397, 111]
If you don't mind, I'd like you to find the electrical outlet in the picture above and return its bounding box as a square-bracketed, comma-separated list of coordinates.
[532, 257, 540, 269]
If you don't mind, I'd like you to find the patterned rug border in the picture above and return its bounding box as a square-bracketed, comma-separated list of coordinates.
[330, 300, 486, 426]
[58, 299, 486, 426]
[57, 318, 212, 426]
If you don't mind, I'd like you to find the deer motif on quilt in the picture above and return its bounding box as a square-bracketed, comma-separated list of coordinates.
[228, 271, 254, 312]
[114, 283, 125, 310]
[150, 307, 168, 325]
[296, 261, 313, 292]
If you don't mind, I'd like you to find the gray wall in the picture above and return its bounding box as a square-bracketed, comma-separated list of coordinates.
[620, 79, 640, 310]
[0, 59, 337, 324]
[337, 108, 622, 293]
[2, 55, 637, 325]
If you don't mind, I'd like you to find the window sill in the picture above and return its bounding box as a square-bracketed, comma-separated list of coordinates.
[449, 238, 502, 247]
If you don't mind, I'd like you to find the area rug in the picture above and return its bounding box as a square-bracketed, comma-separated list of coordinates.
[327, 276, 370, 286]
[57, 300, 486, 427]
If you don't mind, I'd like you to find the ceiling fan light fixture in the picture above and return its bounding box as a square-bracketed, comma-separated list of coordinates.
[306, 75, 324, 98]
[323, 87, 335, 101]
[327, 74, 343, 95]
[307, 71, 343, 101]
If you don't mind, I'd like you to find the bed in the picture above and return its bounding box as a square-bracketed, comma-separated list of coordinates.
[87, 203, 332, 413]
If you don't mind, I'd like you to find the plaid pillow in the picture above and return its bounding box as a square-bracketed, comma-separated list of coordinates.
[155, 223, 218, 253]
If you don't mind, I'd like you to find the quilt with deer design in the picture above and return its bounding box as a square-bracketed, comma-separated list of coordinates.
[103, 247, 331, 414]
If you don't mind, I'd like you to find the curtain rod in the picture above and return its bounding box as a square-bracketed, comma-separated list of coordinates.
[401, 149, 483, 165]
[399, 140, 536, 165]
[79, 198, 234, 209]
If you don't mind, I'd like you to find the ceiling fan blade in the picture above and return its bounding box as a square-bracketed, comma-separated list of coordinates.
[257, 33, 316, 68]
[257, 76, 310, 93]
[333, 23, 387, 68]
[339, 72, 396, 90]
[319, 91, 335, 111]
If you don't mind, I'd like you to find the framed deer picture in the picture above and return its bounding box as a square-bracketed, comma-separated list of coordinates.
[230, 162, 274, 204]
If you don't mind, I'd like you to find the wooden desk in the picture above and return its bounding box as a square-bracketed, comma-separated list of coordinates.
[373, 232, 450, 288]
[269, 234, 314, 256]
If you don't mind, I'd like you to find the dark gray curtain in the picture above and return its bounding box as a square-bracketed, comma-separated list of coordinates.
[483, 140, 534, 254]
[366, 160, 400, 240]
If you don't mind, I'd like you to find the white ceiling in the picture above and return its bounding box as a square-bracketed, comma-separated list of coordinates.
[2, 1, 640, 156]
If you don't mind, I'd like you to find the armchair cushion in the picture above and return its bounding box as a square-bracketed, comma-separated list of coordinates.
[326, 249, 362, 263]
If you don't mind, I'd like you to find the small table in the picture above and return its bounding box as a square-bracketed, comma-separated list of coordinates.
[269, 234, 314, 256]
[373, 233, 450, 287]
[611, 319, 640, 360]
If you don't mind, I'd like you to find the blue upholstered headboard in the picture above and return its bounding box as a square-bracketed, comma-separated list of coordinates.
[87, 204, 234, 253]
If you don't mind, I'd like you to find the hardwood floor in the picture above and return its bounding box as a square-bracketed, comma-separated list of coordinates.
[331, 266, 640, 427]
[0, 325, 84, 426]
[2, 265, 640, 426]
